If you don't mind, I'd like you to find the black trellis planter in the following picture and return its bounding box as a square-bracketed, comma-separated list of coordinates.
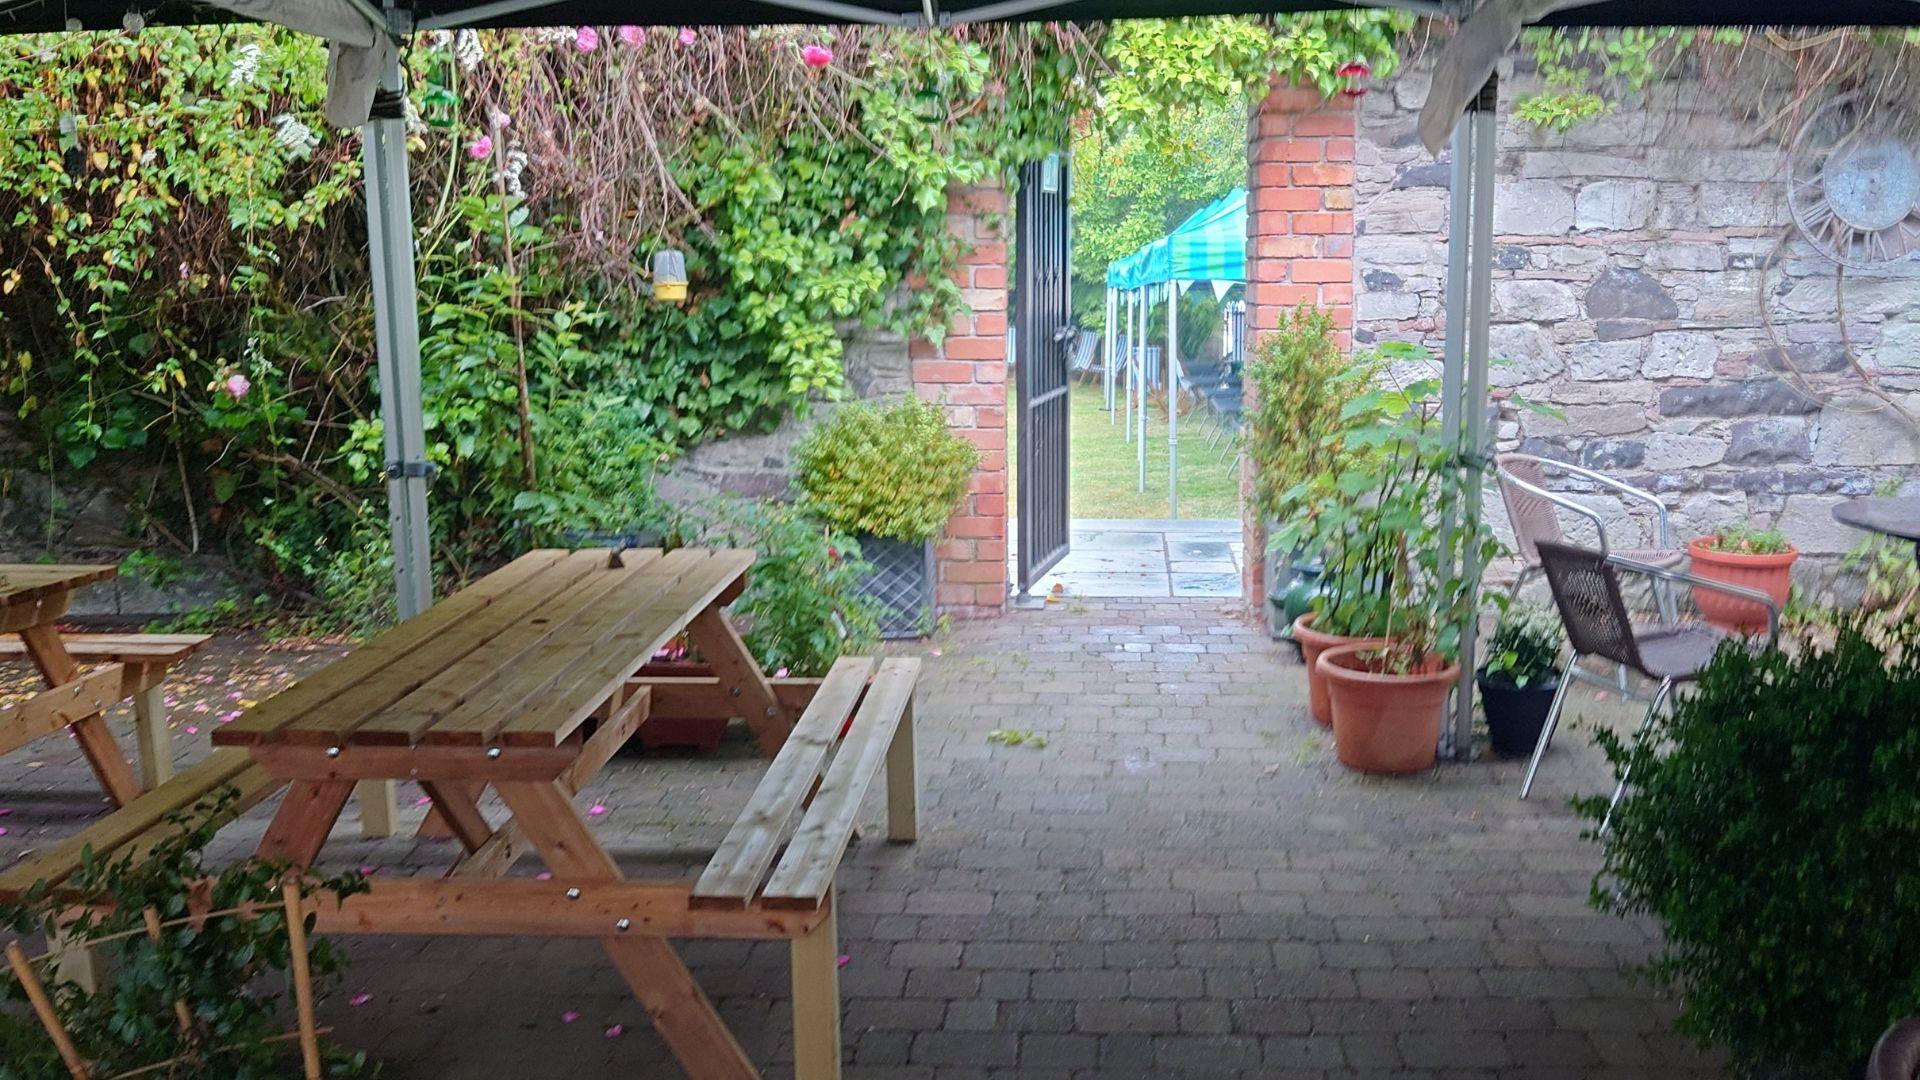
[854, 533, 936, 640]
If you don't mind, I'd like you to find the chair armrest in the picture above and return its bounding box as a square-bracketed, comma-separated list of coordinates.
[1502, 453, 1674, 551]
[1604, 553, 1780, 644]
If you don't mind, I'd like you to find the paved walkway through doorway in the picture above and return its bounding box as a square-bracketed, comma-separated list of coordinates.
[1010, 518, 1244, 599]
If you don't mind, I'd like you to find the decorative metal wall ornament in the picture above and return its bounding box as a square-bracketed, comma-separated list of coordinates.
[1786, 92, 1920, 269]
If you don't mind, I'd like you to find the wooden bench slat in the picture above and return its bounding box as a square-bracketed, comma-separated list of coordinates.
[762, 658, 920, 908]
[214, 549, 598, 746]
[0, 749, 277, 897]
[692, 657, 876, 905]
[352, 552, 665, 746]
[0, 633, 212, 665]
[0, 664, 128, 759]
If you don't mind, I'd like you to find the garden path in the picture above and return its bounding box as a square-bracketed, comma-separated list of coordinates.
[1011, 519, 1244, 599]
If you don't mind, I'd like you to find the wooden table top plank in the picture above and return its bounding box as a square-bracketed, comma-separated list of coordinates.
[493, 549, 756, 747]
[420, 548, 736, 747]
[351, 551, 667, 746]
[270, 549, 624, 747]
[692, 656, 875, 904]
[0, 564, 117, 608]
[213, 549, 591, 746]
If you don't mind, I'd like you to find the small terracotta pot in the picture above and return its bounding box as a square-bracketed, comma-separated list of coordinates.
[1687, 538, 1796, 633]
[1318, 643, 1457, 774]
[1292, 611, 1387, 727]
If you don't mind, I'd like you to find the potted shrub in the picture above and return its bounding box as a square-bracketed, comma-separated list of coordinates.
[1476, 604, 1564, 758]
[1689, 523, 1797, 633]
[792, 396, 979, 638]
[1587, 622, 1920, 1076]
[1291, 345, 1500, 767]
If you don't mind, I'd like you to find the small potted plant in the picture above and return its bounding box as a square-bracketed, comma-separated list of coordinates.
[792, 395, 979, 638]
[1689, 523, 1797, 633]
[1476, 604, 1564, 758]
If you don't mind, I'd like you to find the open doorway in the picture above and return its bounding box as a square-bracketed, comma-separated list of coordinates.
[1008, 97, 1250, 601]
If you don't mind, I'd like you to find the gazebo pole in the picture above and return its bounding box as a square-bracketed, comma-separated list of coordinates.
[358, 28, 429, 834]
[1123, 288, 1135, 438]
[1439, 74, 1499, 760]
[1137, 286, 1148, 492]
[1167, 281, 1179, 519]
[1105, 287, 1118, 418]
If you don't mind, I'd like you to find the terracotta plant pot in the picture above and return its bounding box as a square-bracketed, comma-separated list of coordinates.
[1318, 643, 1458, 774]
[1688, 538, 1797, 633]
[1292, 612, 1386, 727]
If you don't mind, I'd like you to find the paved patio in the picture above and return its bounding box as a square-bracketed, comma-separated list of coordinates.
[0, 602, 1713, 1078]
[1011, 519, 1245, 599]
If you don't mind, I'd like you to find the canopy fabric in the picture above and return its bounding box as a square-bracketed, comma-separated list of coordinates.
[1105, 187, 1245, 290]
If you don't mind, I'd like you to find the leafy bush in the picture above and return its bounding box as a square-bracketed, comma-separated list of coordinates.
[792, 397, 980, 544]
[1584, 622, 1920, 1075]
[703, 500, 880, 678]
[1697, 523, 1794, 555]
[1480, 603, 1563, 688]
[0, 791, 370, 1078]
[1245, 306, 1374, 525]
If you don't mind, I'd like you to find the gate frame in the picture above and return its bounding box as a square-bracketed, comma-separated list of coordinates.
[1013, 152, 1074, 602]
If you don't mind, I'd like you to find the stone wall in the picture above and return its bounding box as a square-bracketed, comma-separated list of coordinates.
[1351, 59, 1920, 576]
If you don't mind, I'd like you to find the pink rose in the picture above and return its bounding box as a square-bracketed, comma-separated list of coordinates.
[467, 134, 492, 160]
[618, 25, 644, 46]
[678, 27, 696, 46]
[487, 107, 510, 129]
[224, 373, 250, 399]
[574, 26, 598, 52]
[801, 44, 833, 68]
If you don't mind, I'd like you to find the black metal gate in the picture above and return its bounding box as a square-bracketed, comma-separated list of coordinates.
[1014, 152, 1073, 598]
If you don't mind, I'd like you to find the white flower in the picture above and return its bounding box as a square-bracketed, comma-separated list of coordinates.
[497, 147, 529, 196]
[228, 43, 261, 86]
[534, 26, 572, 44]
[403, 99, 427, 137]
[271, 113, 318, 158]
[423, 29, 452, 49]
[454, 29, 484, 70]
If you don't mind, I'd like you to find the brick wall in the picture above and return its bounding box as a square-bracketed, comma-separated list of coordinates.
[1242, 77, 1358, 610]
[914, 182, 1010, 620]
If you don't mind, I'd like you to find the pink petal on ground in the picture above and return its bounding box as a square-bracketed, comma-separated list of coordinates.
[415, 796, 433, 806]
[349, 993, 372, 1006]
[0, 827, 8, 837]
[561, 1010, 580, 1023]
[0, 808, 12, 816]
[928, 648, 943, 657]
[588, 804, 607, 817]
[535, 872, 553, 881]
[184, 726, 198, 735]
[836, 954, 850, 968]
[227, 691, 243, 701]
[358, 866, 378, 877]
[605, 1024, 625, 1038]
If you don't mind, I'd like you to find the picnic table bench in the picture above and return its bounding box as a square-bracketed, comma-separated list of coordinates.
[0, 564, 210, 800]
[0, 547, 919, 1080]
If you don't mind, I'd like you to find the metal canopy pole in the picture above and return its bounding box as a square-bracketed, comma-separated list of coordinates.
[1136, 286, 1148, 491]
[1105, 287, 1118, 417]
[1123, 290, 1135, 441]
[1167, 281, 1179, 519]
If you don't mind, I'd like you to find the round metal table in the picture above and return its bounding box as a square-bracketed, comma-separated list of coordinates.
[1832, 496, 1920, 561]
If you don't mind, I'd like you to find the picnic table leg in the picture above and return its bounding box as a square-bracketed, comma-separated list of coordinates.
[791, 887, 843, 1080]
[356, 780, 397, 839]
[417, 780, 484, 842]
[419, 780, 494, 852]
[259, 780, 355, 866]
[132, 681, 173, 789]
[884, 694, 919, 843]
[495, 780, 757, 1080]
[685, 607, 792, 755]
[19, 625, 142, 807]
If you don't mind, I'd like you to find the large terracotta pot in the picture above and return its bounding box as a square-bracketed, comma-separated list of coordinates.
[1292, 612, 1386, 727]
[1318, 643, 1457, 774]
[1688, 538, 1796, 633]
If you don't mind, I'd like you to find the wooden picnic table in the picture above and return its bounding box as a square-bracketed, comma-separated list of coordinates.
[193, 545, 919, 1079]
[0, 564, 208, 805]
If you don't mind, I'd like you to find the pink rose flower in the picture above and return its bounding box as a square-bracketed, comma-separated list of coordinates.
[487, 107, 511, 129]
[224, 373, 250, 399]
[574, 26, 598, 52]
[618, 25, 644, 46]
[678, 27, 696, 46]
[467, 134, 493, 160]
[801, 44, 833, 68]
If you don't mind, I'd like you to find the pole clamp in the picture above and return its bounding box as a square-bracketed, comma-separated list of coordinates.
[385, 460, 436, 480]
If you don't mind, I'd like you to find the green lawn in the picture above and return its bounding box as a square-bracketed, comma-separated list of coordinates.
[1008, 381, 1241, 520]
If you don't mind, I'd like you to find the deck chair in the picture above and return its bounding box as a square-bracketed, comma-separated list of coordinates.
[1493, 452, 1686, 614]
[1069, 328, 1100, 385]
[1521, 540, 1780, 828]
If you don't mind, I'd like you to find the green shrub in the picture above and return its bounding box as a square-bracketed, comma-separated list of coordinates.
[704, 500, 880, 678]
[1245, 306, 1375, 525]
[1584, 622, 1920, 1075]
[792, 397, 979, 544]
[1697, 523, 1794, 555]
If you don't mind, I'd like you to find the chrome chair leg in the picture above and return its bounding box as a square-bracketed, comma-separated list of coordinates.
[1601, 676, 1673, 833]
[1519, 652, 1583, 799]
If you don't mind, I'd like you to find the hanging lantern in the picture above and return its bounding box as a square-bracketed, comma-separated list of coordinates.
[651, 249, 688, 304]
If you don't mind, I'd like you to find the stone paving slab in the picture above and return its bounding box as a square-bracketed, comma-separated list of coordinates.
[1014, 520, 1246, 599]
[0, 604, 1716, 1079]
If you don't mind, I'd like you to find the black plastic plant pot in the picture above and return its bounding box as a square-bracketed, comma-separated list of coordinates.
[855, 533, 936, 640]
[1477, 672, 1559, 759]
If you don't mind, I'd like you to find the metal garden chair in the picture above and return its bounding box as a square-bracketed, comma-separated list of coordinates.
[1493, 452, 1686, 599]
[1520, 539, 1780, 828]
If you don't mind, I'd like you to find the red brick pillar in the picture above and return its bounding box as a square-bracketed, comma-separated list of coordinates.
[1242, 77, 1357, 613]
[913, 182, 1009, 621]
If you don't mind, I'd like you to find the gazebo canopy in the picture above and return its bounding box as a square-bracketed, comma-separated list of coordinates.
[1106, 188, 1246, 291]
